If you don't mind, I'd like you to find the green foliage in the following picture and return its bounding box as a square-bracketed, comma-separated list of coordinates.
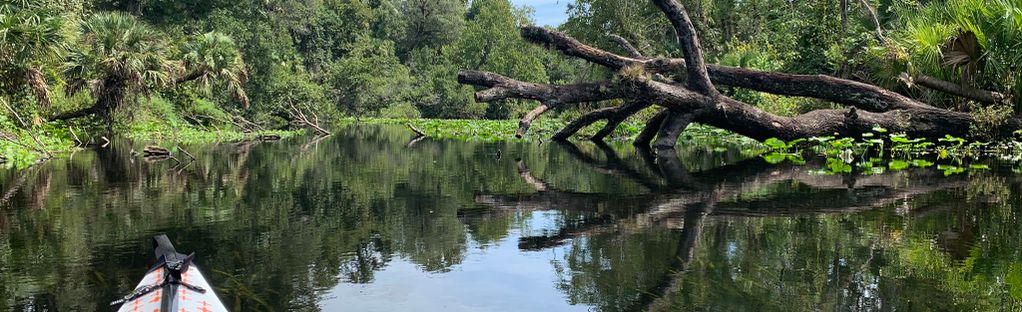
[970, 102, 1014, 137]
[863, 0, 1022, 109]
[759, 129, 1010, 175]
[399, 0, 465, 55]
[0, 0, 68, 108]
[64, 12, 177, 101]
[379, 102, 421, 119]
[406, 48, 484, 119]
[451, 0, 547, 119]
[178, 31, 250, 108]
[715, 42, 807, 116]
[561, 0, 675, 56]
[326, 37, 414, 116]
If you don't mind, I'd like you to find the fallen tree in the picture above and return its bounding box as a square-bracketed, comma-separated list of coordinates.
[457, 0, 1022, 149]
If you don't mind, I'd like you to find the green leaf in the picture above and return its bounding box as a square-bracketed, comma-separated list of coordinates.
[889, 160, 910, 170]
[912, 159, 934, 168]
[762, 152, 787, 164]
[764, 137, 787, 149]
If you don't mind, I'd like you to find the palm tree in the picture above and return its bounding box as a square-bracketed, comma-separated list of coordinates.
[0, 0, 67, 108]
[52, 12, 177, 130]
[178, 32, 250, 109]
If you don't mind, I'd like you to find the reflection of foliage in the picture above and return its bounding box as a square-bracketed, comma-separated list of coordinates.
[553, 231, 681, 311]
[3, 124, 1022, 311]
[0, 124, 651, 310]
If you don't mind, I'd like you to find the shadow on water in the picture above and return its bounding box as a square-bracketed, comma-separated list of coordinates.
[1, 124, 1021, 311]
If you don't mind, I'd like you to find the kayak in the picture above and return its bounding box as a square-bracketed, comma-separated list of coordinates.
[111, 234, 229, 312]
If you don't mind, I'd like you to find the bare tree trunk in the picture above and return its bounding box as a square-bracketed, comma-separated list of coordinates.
[634, 110, 669, 147]
[653, 110, 694, 150]
[908, 74, 1010, 104]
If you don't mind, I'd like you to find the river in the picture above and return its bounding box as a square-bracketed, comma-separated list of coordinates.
[1, 125, 1020, 311]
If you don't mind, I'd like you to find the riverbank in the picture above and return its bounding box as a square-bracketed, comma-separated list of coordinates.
[0, 120, 297, 169]
[338, 117, 757, 144]
[3, 116, 761, 169]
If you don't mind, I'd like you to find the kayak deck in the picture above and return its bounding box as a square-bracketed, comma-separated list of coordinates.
[114, 235, 229, 312]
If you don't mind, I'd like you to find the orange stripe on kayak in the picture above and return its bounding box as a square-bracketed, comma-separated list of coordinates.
[180, 269, 188, 301]
[132, 294, 141, 312]
[150, 289, 161, 303]
[199, 301, 211, 312]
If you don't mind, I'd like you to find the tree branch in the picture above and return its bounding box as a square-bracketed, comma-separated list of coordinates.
[608, 34, 644, 58]
[906, 73, 1010, 104]
[521, 26, 931, 112]
[653, 110, 696, 149]
[634, 109, 670, 147]
[651, 0, 717, 97]
[857, 0, 887, 44]
[517, 104, 551, 138]
[592, 100, 652, 141]
[458, 70, 621, 105]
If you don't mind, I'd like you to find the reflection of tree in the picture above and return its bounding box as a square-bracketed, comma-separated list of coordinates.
[478, 140, 1014, 311]
[2, 125, 1022, 311]
[1, 126, 551, 310]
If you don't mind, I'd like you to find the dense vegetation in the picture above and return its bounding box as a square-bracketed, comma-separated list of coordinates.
[2, 0, 1021, 165]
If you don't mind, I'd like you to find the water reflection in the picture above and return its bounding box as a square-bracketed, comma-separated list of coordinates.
[1, 125, 1021, 311]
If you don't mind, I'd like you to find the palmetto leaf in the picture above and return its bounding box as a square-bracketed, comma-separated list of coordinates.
[178, 31, 250, 108]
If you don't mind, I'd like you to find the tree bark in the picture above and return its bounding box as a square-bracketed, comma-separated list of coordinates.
[653, 110, 695, 149]
[592, 100, 651, 141]
[25, 68, 51, 108]
[516, 104, 550, 138]
[634, 109, 669, 147]
[910, 74, 1010, 104]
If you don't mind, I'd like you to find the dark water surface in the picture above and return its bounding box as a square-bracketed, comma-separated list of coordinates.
[2, 125, 1021, 311]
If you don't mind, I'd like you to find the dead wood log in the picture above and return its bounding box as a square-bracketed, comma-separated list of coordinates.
[905, 73, 1011, 104]
[457, 0, 1022, 148]
[516, 104, 550, 138]
[549, 100, 653, 141]
[143, 146, 171, 157]
[634, 109, 670, 147]
[257, 134, 282, 141]
[592, 101, 652, 141]
[653, 110, 697, 150]
[551, 106, 619, 141]
[176, 145, 196, 160]
[406, 135, 428, 148]
[407, 123, 427, 137]
[288, 101, 331, 136]
[479, 142, 973, 256]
